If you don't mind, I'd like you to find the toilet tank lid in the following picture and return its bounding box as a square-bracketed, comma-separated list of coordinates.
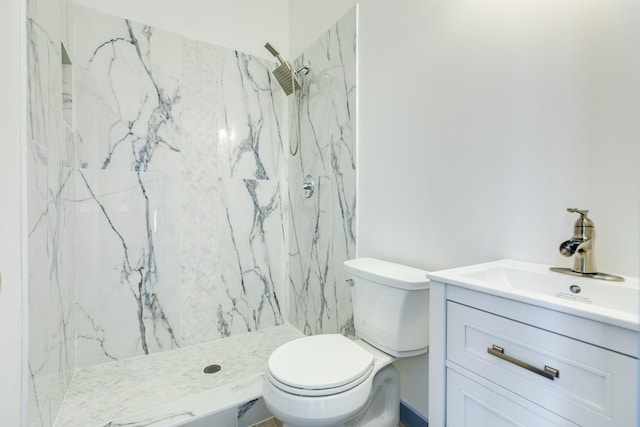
[343, 258, 430, 290]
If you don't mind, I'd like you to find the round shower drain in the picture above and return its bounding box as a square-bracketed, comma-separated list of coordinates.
[203, 364, 222, 374]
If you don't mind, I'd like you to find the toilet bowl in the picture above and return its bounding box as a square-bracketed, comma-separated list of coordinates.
[262, 258, 430, 427]
[263, 335, 397, 427]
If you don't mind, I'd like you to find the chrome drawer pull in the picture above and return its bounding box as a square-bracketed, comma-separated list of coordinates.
[487, 345, 560, 381]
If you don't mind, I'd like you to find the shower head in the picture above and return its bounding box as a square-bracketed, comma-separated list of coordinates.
[264, 42, 302, 96]
[272, 63, 302, 96]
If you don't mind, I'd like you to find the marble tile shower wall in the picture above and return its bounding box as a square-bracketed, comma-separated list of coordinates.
[288, 8, 357, 337]
[27, 3, 288, 424]
[27, 0, 76, 425]
[70, 5, 287, 367]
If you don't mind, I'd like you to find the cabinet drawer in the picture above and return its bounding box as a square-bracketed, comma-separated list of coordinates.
[447, 368, 579, 427]
[447, 301, 637, 427]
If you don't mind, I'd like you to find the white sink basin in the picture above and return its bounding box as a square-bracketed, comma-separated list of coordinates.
[427, 260, 639, 330]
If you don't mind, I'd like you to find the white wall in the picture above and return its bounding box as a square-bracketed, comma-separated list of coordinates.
[0, 0, 26, 423]
[357, 0, 639, 277]
[289, 0, 356, 57]
[70, 0, 289, 59]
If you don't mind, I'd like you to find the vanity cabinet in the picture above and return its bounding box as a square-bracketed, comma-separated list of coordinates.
[429, 282, 638, 427]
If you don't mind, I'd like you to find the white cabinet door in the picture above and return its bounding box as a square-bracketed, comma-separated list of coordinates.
[446, 369, 579, 427]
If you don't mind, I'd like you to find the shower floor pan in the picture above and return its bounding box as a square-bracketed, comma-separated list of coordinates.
[55, 324, 303, 427]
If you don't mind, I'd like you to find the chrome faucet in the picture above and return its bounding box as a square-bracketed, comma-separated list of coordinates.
[550, 208, 625, 281]
[559, 208, 596, 274]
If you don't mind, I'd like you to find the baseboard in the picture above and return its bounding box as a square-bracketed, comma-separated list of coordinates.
[399, 400, 428, 427]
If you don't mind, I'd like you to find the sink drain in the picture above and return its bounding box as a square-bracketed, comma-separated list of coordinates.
[203, 364, 222, 374]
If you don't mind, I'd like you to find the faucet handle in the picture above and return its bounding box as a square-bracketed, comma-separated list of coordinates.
[567, 208, 594, 229]
[567, 208, 589, 217]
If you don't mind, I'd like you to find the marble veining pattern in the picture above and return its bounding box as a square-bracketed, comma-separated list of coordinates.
[180, 38, 286, 346]
[55, 324, 303, 426]
[288, 7, 358, 337]
[72, 5, 181, 173]
[27, 2, 353, 425]
[217, 178, 286, 336]
[71, 5, 183, 367]
[27, 0, 77, 424]
[74, 168, 181, 367]
[217, 48, 285, 181]
[71, 4, 286, 366]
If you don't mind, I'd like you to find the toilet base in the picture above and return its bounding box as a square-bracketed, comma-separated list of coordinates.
[278, 365, 399, 427]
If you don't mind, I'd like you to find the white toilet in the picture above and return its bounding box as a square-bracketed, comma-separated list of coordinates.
[262, 258, 430, 427]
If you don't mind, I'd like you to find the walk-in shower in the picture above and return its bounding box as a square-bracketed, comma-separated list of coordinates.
[24, 0, 356, 422]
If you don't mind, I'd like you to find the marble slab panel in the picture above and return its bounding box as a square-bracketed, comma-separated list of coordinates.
[75, 169, 181, 367]
[291, 7, 357, 182]
[27, 141, 76, 427]
[46, 156, 76, 385]
[27, 0, 74, 166]
[72, 5, 181, 173]
[27, 1, 77, 425]
[27, 139, 52, 427]
[217, 48, 285, 181]
[27, 0, 61, 147]
[27, 373, 66, 427]
[287, 174, 354, 337]
[217, 178, 286, 336]
[329, 171, 356, 336]
[288, 174, 332, 336]
[288, 7, 357, 337]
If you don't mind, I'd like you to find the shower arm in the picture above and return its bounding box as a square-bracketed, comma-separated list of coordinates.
[264, 42, 289, 68]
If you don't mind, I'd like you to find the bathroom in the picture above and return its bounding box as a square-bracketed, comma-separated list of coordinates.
[0, 0, 638, 425]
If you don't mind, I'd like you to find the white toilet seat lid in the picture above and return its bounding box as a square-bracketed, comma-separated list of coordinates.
[268, 334, 374, 392]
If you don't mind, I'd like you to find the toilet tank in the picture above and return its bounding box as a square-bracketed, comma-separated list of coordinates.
[344, 258, 430, 358]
